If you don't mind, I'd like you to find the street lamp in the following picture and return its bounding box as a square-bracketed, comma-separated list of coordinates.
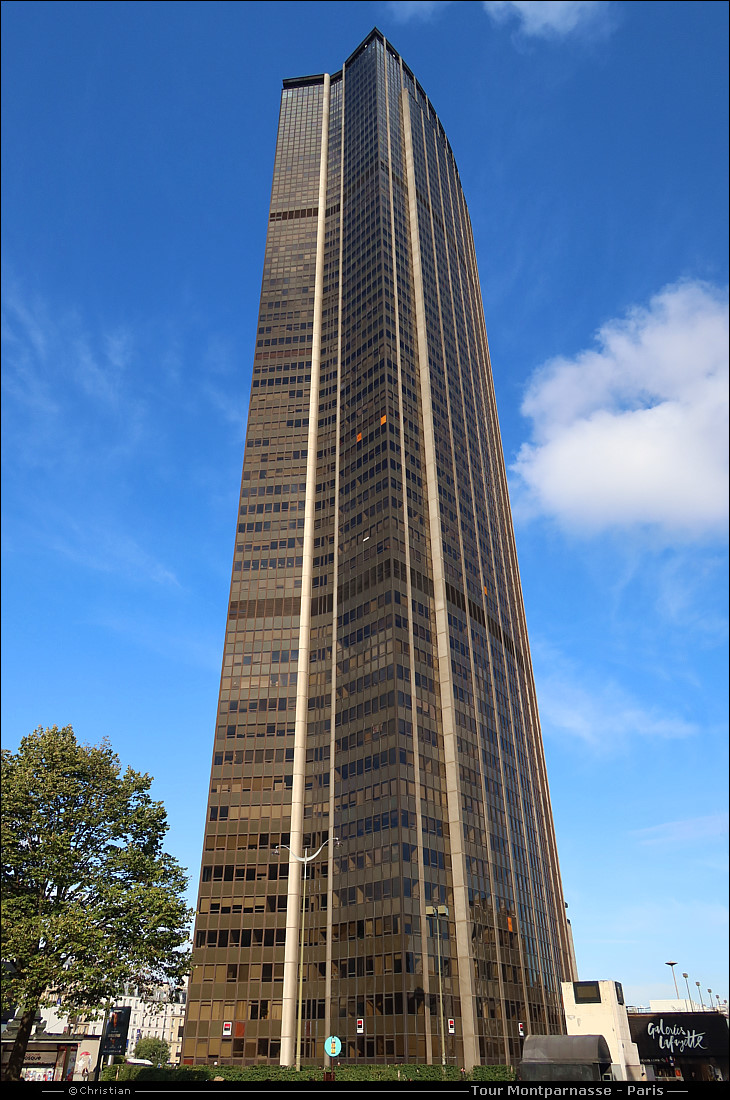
[273, 837, 339, 1072]
[696, 982, 705, 1010]
[665, 962, 680, 1004]
[425, 905, 449, 1067]
[683, 973, 694, 1011]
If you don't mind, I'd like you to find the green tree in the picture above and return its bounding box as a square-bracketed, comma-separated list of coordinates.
[134, 1035, 171, 1065]
[1, 725, 192, 1082]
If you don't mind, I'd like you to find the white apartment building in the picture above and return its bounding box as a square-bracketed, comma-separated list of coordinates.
[41, 979, 187, 1064]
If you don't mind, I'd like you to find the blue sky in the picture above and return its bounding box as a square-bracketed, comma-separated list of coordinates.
[2, 1, 727, 1011]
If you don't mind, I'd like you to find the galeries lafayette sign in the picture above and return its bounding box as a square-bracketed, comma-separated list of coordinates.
[629, 1013, 729, 1060]
[647, 1019, 706, 1053]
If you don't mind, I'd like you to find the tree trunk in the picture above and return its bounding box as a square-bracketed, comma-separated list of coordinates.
[3, 1005, 38, 1082]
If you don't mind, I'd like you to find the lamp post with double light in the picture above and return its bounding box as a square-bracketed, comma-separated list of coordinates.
[426, 905, 449, 1067]
[273, 836, 339, 1071]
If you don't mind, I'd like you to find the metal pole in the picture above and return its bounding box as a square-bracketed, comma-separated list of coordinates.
[696, 983, 705, 1010]
[92, 1007, 110, 1082]
[436, 912, 446, 1067]
[275, 837, 337, 1071]
[296, 850, 308, 1072]
[683, 974, 694, 1011]
[666, 962, 680, 1003]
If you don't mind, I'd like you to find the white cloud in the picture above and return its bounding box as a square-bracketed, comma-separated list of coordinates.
[385, 1, 452, 24]
[91, 609, 221, 671]
[511, 281, 729, 541]
[1, 278, 147, 473]
[533, 643, 698, 751]
[651, 549, 728, 642]
[48, 514, 180, 588]
[386, 0, 610, 36]
[630, 814, 729, 848]
[483, 1, 608, 38]
[7, 499, 181, 589]
[572, 895, 729, 1006]
[540, 680, 697, 748]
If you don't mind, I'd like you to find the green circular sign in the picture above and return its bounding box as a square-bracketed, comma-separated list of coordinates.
[325, 1034, 342, 1058]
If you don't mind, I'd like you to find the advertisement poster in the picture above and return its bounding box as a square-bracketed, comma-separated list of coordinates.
[100, 1006, 131, 1057]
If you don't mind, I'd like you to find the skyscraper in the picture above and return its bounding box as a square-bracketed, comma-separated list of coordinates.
[183, 28, 575, 1071]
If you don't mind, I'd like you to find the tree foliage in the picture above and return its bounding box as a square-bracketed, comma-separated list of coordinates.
[134, 1036, 170, 1065]
[1, 725, 192, 1080]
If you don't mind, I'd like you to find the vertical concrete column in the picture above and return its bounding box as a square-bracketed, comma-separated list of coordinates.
[401, 86, 479, 1072]
[324, 63, 346, 1057]
[280, 72, 331, 1068]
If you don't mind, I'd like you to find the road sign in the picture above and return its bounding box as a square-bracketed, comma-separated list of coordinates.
[325, 1035, 342, 1057]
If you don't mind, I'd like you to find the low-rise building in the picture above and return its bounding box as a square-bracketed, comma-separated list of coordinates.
[628, 1009, 729, 1082]
[1, 1015, 100, 1082]
[41, 979, 187, 1064]
[561, 980, 644, 1081]
[559, 979, 728, 1083]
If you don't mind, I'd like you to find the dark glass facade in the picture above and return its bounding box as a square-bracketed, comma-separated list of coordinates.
[182, 29, 575, 1070]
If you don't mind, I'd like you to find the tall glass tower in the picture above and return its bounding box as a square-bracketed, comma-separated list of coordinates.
[183, 29, 575, 1071]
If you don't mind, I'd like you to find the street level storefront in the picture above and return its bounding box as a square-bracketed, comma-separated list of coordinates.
[628, 1012, 728, 1082]
[0, 1034, 101, 1081]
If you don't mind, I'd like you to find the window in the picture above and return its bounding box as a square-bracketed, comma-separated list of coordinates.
[573, 981, 601, 1004]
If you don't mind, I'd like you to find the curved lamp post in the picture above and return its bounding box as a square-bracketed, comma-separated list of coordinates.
[273, 837, 339, 1071]
[426, 905, 449, 1067]
[665, 962, 680, 1003]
